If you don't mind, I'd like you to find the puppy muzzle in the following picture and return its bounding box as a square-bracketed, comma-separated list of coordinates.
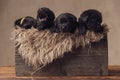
[38, 18, 47, 22]
[58, 24, 67, 32]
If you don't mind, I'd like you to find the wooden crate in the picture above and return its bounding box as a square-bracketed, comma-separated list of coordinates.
[15, 36, 108, 76]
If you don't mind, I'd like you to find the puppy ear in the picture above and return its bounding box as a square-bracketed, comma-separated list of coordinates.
[37, 8, 41, 20]
[32, 20, 37, 28]
[78, 23, 87, 35]
[79, 15, 88, 23]
[54, 18, 58, 27]
[43, 7, 55, 21]
[49, 25, 58, 33]
[37, 12, 39, 20]
[51, 19, 60, 33]
[96, 25, 104, 33]
[80, 27, 87, 34]
[82, 16, 88, 22]
[14, 18, 21, 26]
[48, 10, 55, 21]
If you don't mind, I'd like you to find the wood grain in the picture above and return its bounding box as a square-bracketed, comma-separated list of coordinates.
[0, 66, 120, 80]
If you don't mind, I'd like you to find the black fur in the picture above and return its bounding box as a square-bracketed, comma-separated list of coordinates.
[36, 7, 55, 30]
[53, 13, 78, 33]
[14, 16, 37, 29]
[78, 9, 103, 34]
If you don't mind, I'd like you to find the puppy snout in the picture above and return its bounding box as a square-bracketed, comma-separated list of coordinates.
[38, 18, 47, 22]
[57, 24, 66, 32]
[58, 24, 66, 29]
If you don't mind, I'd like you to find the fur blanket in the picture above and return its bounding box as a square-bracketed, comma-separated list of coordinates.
[13, 24, 108, 68]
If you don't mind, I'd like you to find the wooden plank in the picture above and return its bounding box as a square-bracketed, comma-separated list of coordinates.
[0, 66, 120, 75]
[2, 65, 119, 72]
[0, 76, 120, 80]
[0, 66, 120, 79]
[109, 66, 120, 76]
[0, 66, 15, 78]
[0, 66, 15, 74]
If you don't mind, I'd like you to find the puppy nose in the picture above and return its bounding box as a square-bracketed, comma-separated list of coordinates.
[61, 24, 66, 29]
[58, 24, 64, 29]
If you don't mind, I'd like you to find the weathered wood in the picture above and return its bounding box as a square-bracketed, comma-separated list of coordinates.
[1, 77, 120, 80]
[0, 66, 120, 80]
[15, 36, 108, 76]
[62, 36, 108, 76]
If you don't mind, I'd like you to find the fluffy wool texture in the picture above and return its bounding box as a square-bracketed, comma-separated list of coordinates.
[13, 24, 108, 68]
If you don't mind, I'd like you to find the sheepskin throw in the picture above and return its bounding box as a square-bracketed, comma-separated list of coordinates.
[13, 24, 108, 68]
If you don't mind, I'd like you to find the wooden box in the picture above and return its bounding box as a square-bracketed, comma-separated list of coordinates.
[15, 36, 108, 76]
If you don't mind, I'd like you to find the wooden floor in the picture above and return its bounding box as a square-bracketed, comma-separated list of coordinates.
[0, 66, 120, 80]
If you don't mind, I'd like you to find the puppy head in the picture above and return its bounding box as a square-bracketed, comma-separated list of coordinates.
[78, 9, 102, 32]
[14, 16, 37, 29]
[36, 7, 55, 30]
[77, 23, 87, 35]
[54, 13, 78, 33]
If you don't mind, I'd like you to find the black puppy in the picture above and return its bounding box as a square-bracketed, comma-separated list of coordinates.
[53, 13, 78, 33]
[36, 7, 55, 30]
[14, 16, 37, 29]
[78, 9, 103, 34]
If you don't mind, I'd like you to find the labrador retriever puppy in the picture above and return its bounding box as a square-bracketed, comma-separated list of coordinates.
[53, 13, 78, 33]
[36, 7, 55, 30]
[14, 16, 37, 29]
[78, 9, 103, 34]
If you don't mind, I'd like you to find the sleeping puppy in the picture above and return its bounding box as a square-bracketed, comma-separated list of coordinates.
[53, 13, 78, 33]
[14, 16, 37, 29]
[78, 9, 103, 34]
[36, 7, 55, 30]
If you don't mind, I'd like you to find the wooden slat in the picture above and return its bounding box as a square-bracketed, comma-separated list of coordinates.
[0, 66, 120, 79]
[0, 76, 120, 80]
[0, 66, 15, 78]
[0, 68, 15, 74]
[109, 66, 120, 70]
[109, 66, 120, 76]
[0, 66, 120, 74]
